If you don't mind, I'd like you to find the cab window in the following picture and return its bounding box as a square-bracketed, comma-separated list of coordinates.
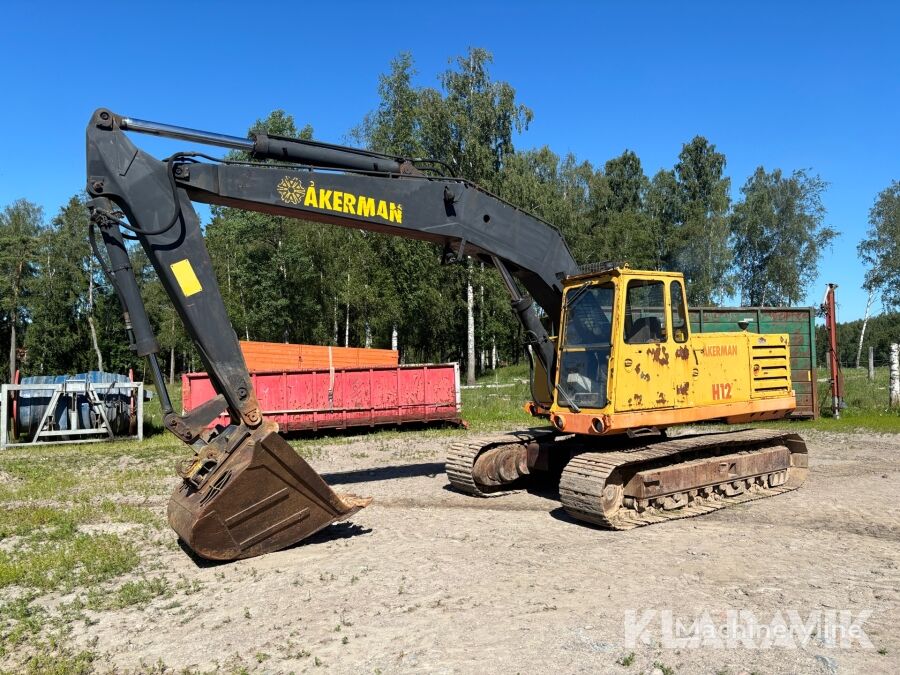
[670, 280, 688, 343]
[623, 279, 667, 344]
[558, 283, 614, 408]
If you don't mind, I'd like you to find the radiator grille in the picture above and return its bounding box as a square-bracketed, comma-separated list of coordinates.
[750, 342, 791, 396]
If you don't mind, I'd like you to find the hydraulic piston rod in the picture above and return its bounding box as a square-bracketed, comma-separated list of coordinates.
[117, 114, 409, 173]
[120, 117, 254, 151]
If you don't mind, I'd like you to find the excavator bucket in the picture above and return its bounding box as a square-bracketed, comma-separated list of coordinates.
[167, 427, 370, 561]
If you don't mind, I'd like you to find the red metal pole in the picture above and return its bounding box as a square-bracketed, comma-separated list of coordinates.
[823, 284, 843, 418]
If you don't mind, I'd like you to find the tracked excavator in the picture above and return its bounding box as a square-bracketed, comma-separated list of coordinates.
[84, 109, 808, 560]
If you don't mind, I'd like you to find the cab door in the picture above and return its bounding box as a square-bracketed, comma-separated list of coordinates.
[556, 282, 616, 410]
[614, 277, 674, 411]
[668, 279, 694, 407]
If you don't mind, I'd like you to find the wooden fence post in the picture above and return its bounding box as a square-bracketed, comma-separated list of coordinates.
[868, 346, 875, 382]
[890, 344, 900, 408]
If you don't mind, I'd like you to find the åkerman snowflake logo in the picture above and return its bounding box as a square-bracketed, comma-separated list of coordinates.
[276, 176, 306, 205]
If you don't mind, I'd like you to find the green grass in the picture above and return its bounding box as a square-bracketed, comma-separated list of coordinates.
[810, 365, 900, 431]
[616, 651, 635, 666]
[0, 593, 98, 672]
[0, 596, 45, 658]
[1, 595, 98, 671]
[783, 408, 900, 433]
[0, 411, 177, 669]
[0, 533, 139, 591]
[653, 661, 676, 675]
[835, 365, 892, 410]
[86, 575, 172, 610]
[14, 644, 96, 675]
[459, 363, 533, 430]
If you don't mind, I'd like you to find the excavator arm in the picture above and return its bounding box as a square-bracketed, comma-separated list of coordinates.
[84, 108, 578, 560]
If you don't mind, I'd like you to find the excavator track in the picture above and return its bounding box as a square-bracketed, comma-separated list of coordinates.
[559, 428, 808, 529]
[446, 430, 556, 496]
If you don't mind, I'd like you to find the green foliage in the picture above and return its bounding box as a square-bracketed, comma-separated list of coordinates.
[645, 169, 681, 269]
[22, 196, 93, 374]
[594, 151, 658, 268]
[354, 48, 537, 367]
[672, 136, 732, 304]
[730, 168, 835, 306]
[0, 194, 153, 379]
[816, 311, 900, 366]
[352, 52, 423, 158]
[0, 198, 44, 381]
[858, 180, 900, 309]
[423, 48, 532, 190]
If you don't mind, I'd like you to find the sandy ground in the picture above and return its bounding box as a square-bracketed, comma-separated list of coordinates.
[69, 428, 900, 674]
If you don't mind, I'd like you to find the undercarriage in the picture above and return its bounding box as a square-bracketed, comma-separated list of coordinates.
[447, 428, 808, 528]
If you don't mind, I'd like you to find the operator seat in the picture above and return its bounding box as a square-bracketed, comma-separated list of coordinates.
[626, 316, 663, 343]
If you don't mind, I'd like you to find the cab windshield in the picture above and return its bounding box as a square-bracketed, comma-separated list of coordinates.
[558, 283, 614, 408]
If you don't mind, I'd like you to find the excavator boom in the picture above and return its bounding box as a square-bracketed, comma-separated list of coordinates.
[85, 109, 576, 560]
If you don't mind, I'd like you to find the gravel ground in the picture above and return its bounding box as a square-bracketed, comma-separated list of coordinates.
[64, 428, 900, 674]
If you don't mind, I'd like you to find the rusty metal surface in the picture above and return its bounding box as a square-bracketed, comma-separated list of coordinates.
[446, 430, 558, 496]
[472, 443, 530, 486]
[168, 426, 370, 561]
[624, 446, 790, 499]
[447, 427, 809, 533]
[559, 428, 808, 529]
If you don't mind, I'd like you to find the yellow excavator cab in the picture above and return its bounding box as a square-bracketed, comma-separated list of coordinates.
[546, 266, 796, 436]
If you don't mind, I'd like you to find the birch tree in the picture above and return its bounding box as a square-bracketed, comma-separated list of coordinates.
[855, 289, 874, 369]
[858, 181, 900, 310]
[729, 168, 836, 306]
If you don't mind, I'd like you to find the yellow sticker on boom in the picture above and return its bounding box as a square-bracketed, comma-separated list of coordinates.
[170, 259, 202, 297]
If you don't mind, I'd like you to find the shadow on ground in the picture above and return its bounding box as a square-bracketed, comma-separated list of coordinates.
[321, 462, 446, 484]
[176, 522, 374, 568]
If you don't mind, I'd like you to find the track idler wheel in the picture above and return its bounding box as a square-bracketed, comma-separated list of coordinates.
[168, 425, 370, 561]
[471, 443, 531, 488]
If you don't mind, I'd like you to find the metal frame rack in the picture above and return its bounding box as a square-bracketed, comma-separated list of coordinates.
[1, 379, 144, 448]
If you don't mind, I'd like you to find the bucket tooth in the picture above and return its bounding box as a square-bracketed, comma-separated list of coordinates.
[168, 428, 370, 561]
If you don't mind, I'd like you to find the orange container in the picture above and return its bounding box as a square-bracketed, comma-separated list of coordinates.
[239, 341, 398, 372]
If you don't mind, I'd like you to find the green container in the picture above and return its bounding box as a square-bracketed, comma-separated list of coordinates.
[688, 306, 818, 419]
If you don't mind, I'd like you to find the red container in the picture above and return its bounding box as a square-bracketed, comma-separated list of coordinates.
[182, 363, 461, 432]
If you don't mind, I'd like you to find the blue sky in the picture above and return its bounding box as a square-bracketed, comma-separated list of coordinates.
[1, 1, 897, 321]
